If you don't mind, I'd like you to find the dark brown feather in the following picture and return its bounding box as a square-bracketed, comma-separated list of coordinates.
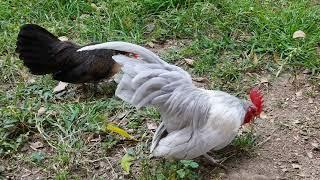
[16, 24, 124, 83]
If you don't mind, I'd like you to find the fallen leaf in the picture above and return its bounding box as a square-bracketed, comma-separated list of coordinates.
[21, 172, 31, 178]
[120, 152, 135, 174]
[29, 141, 44, 150]
[147, 122, 158, 130]
[0, 165, 5, 173]
[27, 78, 36, 83]
[184, 58, 194, 66]
[47, 110, 58, 117]
[116, 112, 128, 120]
[37, 107, 46, 117]
[260, 77, 269, 84]
[91, 3, 98, 10]
[80, 14, 90, 19]
[53, 81, 68, 93]
[259, 112, 268, 119]
[293, 30, 306, 39]
[58, 36, 68, 41]
[253, 53, 258, 65]
[145, 23, 155, 33]
[303, 69, 312, 75]
[174, 60, 186, 66]
[291, 163, 301, 169]
[292, 119, 301, 124]
[308, 98, 314, 104]
[146, 42, 155, 48]
[306, 151, 313, 158]
[297, 173, 308, 178]
[192, 77, 210, 83]
[311, 142, 319, 150]
[90, 137, 101, 142]
[105, 123, 138, 141]
[273, 52, 281, 64]
[295, 90, 303, 98]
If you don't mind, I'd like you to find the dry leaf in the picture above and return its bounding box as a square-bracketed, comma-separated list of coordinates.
[260, 77, 269, 84]
[253, 53, 258, 65]
[116, 112, 128, 120]
[80, 14, 90, 19]
[58, 36, 68, 41]
[292, 119, 301, 124]
[105, 123, 138, 141]
[306, 151, 313, 159]
[184, 58, 194, 66]
[308, 98, 314, 104]
[91, 3, 98, 10]
[273, 52, 281, 64]
[146, 42, 155, 48]
[90, 137, 101, 142]
[192, 77, 209, 83]
[29, 141, 44, 150]
[293, 30, 306, 39]
[295, 90, 303, 98]
[311, 142, 319, 150]
[147, 122, 158, 130]
[53, 81, 69, 93]
[303, 69, 312, 75]
[291, 163, 301, 169]
[27, 78, 36, 83]
[297, 173, 308, 178]
[145, 23, 155, 33]
[37, 107, 46, 116]
[21, 172, 31, 178]
[259, 112, 268, 119]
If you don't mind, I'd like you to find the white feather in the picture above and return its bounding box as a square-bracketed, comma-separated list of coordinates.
[82, 41, 249, 160]
[77, 41, 166, 64]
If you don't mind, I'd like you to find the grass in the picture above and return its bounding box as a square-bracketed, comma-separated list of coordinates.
[0, 0, 320, 179]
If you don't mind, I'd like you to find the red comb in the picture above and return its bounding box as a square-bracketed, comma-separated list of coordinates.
[249, 88, 263, 114]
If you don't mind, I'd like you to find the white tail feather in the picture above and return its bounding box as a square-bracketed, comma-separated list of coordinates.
[77, 41, 166, 64]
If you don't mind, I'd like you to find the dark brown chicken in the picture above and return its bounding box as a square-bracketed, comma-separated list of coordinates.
[16, 24, 124, 83]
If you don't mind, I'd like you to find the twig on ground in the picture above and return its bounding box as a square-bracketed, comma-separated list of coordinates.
[256, 128, 278, 147]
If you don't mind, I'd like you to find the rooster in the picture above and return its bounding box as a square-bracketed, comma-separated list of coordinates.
[78, 42, 263, 169]
[15, 24, 129, 84]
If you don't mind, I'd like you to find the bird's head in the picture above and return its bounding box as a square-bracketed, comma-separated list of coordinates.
[243, 88, 263, 124]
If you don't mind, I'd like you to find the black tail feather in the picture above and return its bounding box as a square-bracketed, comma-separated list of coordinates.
[15, 24, 121, 84]
[16, 24, 62, 74]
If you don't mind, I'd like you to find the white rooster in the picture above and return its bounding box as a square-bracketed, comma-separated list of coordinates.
[78, 42, 263, 169]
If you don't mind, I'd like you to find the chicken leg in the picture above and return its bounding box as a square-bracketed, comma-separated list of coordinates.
[203, 153, 228, 172]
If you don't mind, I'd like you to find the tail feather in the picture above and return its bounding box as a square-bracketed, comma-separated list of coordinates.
[77, 41, 167, 65]
[112, 54, 193, 109]
[16, 24, 70, 74]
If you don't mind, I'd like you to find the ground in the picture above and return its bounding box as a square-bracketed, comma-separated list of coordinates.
[1, 0, 320, 180]
[221, 73, 320, 180]
[1, 66, 319, 180]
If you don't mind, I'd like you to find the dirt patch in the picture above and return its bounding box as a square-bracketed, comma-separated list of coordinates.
[215, 73, 320, 180]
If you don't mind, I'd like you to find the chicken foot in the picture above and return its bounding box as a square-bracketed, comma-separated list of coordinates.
[203, 153, 228, 172]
